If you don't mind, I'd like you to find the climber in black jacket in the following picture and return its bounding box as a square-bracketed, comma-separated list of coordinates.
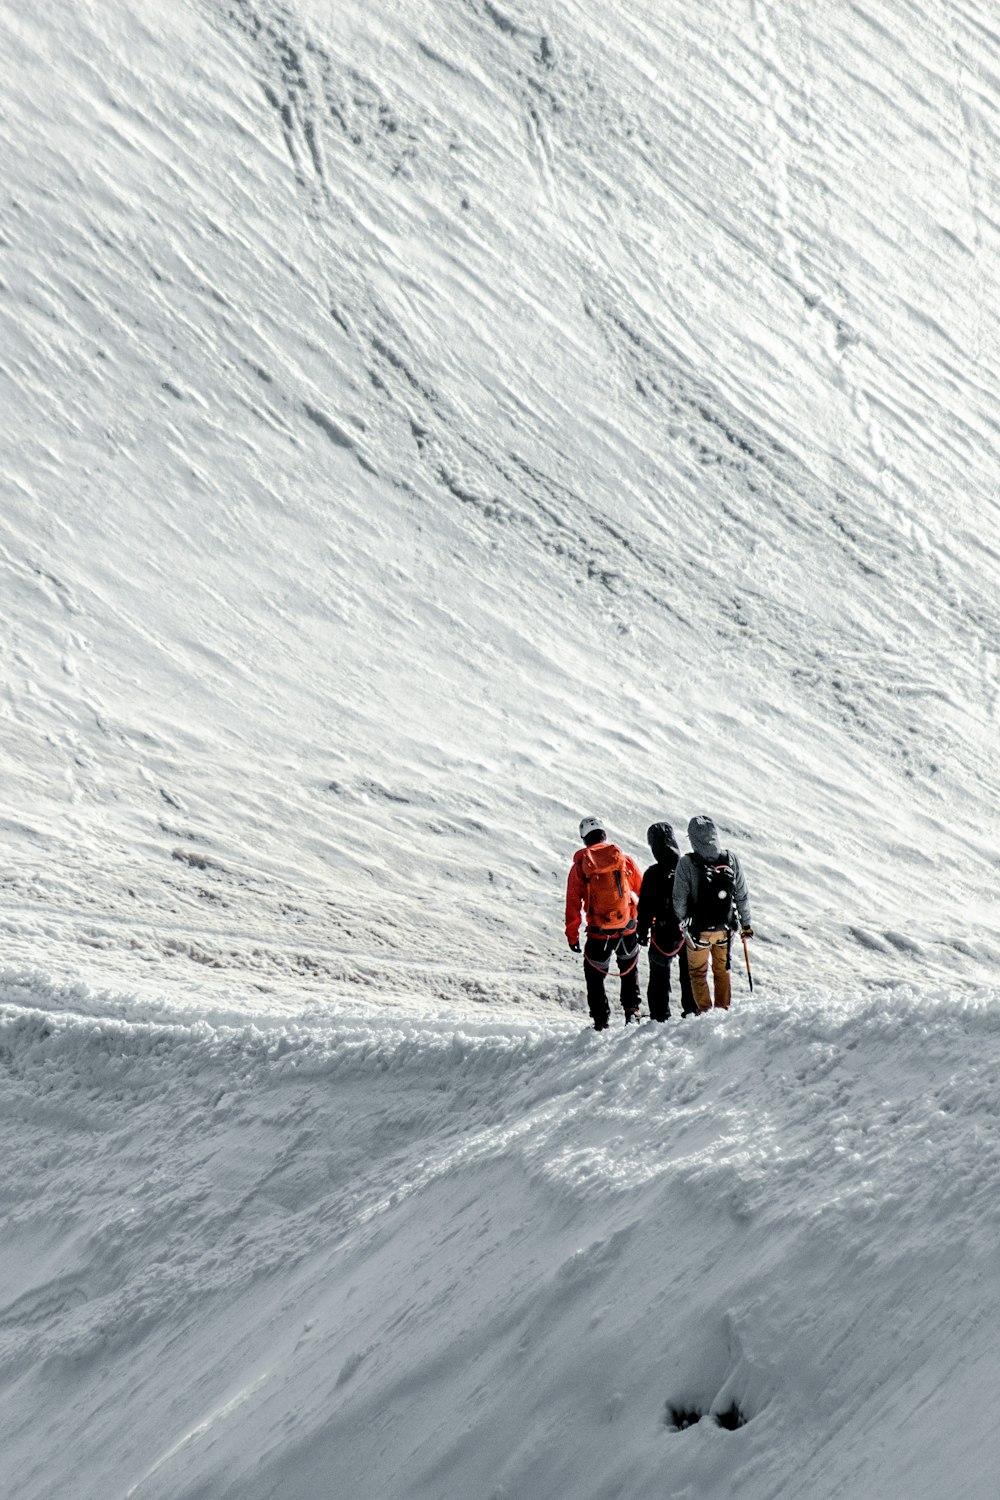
[636, 822, 696, 1020]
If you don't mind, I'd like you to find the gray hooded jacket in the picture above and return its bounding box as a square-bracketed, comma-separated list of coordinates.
[672, 815, 752, 931]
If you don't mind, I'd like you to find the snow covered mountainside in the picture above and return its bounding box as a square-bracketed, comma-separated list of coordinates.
[1, 0, 999, 1495]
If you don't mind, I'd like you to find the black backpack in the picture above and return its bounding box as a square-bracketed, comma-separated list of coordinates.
[690, 852, 736, 934]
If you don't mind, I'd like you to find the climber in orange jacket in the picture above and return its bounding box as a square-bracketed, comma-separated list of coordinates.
[565, 816, 643, 1030]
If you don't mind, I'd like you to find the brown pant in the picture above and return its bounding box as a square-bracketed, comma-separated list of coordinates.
[687, 929, 732, 1011]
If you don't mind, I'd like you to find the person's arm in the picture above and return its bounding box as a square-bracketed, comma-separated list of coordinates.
[565, 857, 585, 946]
[636, 864, 653, 942]
[625, 855, 642, 924]
[672, 855, 692, 924]
[732, 853, 752, 929]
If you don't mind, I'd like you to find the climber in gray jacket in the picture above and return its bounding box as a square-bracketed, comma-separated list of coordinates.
[673, 814, 753, 1012]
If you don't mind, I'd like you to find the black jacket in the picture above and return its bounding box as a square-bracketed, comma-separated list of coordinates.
[636, 822, 684, 951]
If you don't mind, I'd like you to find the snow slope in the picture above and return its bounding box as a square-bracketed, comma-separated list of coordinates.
[3, 975, 1000, 1499]
[1, 0, 999, 1494]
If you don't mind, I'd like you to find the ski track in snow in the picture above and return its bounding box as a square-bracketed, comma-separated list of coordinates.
[1, 0, 1000, 1494]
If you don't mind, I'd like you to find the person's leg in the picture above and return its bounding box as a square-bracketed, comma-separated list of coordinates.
[617, 932, 641, 1019]
[687, 940, 712, 1012]
[662, 954, 673, 1017]
[710, 931, 732, 1009]
[584, 936, 613, 1029]
[646, 948, 670, 1021]
[677, 945, 696, 1015]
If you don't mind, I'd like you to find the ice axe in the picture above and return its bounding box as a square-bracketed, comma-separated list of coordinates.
[740, 930, 755, 990]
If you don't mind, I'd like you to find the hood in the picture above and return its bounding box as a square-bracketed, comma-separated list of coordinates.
[646, 822, 680, 866]
[687, 815, 721, 860]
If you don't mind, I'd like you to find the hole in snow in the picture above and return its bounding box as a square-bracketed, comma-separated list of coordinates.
[664, 1399, 749, 1431]
[714, 1400, 747, 1430]
[665, 1403, 703, 1431]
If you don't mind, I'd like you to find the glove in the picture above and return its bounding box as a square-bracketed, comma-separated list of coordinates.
[741, 925, 754, 939]
[568, 940, 581, 953]
[637, 931, 649, 947]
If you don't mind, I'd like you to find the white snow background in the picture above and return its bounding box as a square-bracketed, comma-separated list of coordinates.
[1, 0, 999, 1495]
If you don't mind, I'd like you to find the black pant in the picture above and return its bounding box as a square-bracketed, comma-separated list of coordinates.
[647, 939, 694, 1021]
[584, 928, 640, 1029]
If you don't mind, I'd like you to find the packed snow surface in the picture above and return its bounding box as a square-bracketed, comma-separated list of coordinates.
[1, 0, 998, 1494]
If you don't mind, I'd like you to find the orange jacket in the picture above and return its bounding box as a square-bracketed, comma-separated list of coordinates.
[565, 842, 642, 945]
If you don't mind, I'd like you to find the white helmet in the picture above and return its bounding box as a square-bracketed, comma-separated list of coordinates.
[579, 815, 605, 840]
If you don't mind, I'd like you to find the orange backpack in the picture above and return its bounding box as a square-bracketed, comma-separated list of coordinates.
[581, 843, 632, 930]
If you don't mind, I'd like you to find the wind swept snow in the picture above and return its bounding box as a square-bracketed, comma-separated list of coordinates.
[3, 973, 1000, 1498]
[1, 0, 999, 1494]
